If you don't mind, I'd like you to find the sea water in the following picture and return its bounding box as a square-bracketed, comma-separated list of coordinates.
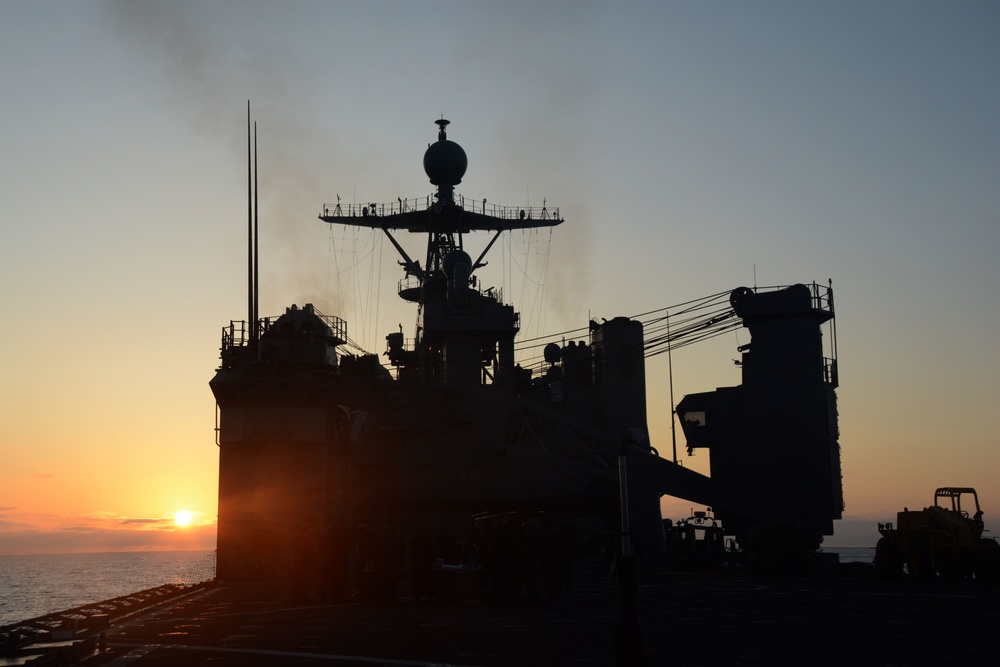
[824, 546, 874, 565]
[0, 550, 216, 627]
[0, 547, 872, 628]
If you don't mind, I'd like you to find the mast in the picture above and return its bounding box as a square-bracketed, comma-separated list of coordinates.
[253, 121, 259, 348]
[319, 119, 564, 387]
[247, 102, 253, 346]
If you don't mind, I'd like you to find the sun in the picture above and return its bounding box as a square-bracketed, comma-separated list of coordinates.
[174, 510, 193, 527]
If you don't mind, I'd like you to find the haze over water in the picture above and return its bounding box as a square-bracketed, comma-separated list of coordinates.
[0, 550, 216, 626]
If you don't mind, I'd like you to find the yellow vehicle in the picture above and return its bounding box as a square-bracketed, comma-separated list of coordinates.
[877, 487, 1000, 583]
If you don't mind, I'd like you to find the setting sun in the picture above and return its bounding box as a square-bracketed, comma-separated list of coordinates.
[174, 510, 192, 527]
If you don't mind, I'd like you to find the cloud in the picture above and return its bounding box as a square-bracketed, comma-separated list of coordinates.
[0, 509, 216, 554]
[0, 526, 215, 555]
[120, 517, 171, 526]
[0, 522, 216, 555]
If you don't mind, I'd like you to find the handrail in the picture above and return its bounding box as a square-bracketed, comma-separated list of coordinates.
[397, 276, 506, 306]
[219, 309, 348, 361]
[807, 281, 834, 315]
[823, 357, 838, 387]
[322, 194, 560, 222]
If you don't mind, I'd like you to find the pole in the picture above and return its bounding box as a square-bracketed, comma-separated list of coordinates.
[615, 431, 647, 667]
[247, 101, 254, 348]
[253, 121, 259, 349]
[667, 310, 677, 463]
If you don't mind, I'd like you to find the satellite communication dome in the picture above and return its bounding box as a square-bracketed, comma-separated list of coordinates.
[544, 342, 562, 364]
[423, 119, 468, 186]
[442, 249, 473, 278]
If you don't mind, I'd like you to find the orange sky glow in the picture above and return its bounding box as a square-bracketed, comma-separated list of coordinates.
[2, 2, 998, 555]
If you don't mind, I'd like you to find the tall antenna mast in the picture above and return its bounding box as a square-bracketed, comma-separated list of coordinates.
[253, 121, 259, 347]
[247, 101, 254, 347]
[667, 310, 678, 463]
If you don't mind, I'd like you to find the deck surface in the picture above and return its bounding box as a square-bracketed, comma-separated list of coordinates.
[82, 566, 999, 666]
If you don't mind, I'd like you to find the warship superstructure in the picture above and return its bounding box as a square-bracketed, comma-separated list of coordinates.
[210, 119, 843, 580]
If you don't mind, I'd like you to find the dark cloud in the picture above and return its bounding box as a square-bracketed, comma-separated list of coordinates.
[0, 523, 216, 555]
[120, 518, 170, 526]
[63, 523, 105, 533]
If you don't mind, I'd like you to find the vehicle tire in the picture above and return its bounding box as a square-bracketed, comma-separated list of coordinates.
[974, 538, 1000, 585]
[939, 561, 965, 584]
[875, 537, 902, 579]
[935, 544, 966, 583]
[908, 537, 933, 583]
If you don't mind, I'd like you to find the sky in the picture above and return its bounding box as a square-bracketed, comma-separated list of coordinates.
[1, 0, 998, 554]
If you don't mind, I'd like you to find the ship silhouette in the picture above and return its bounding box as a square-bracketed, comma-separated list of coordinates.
[210, 118, 843, 581]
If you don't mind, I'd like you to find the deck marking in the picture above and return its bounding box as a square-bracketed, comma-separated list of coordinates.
[100, 644, 158, 665]
[109, 642, 482, 666]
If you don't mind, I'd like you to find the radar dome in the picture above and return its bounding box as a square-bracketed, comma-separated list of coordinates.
[442, 249, 472, 278]
[544, 343, 562, 364]
[423, 119, 467, 186]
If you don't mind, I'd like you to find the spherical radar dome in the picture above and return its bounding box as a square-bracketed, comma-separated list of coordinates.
[423, 120, 468, 186]
[442, 249, 473, 278]
[543, 342, 562, 365]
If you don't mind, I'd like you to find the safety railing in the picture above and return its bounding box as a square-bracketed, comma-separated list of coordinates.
[823, 357, 839, 387]
[219, 309, 347, 360]
[321, 194, 559, 221]
[397, 276, 506, 305]
[808, 281, 834, 316]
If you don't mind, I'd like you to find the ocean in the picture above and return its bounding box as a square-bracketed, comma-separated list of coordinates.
[0, 550, 216, 627]
[0, 547, 873, 628]
[824, 546, 874, 565]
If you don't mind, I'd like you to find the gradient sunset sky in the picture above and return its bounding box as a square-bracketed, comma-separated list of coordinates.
[1, 1, 998, 554]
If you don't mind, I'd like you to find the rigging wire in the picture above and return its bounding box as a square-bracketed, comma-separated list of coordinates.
[531, 228, 553, 338]
[374, 232, 382, 354]
[325, 224, 749, 376]
[352, 226, 365, 346]
[518, 228, 553, 340]
[326, 226, 337, 315]
[322, 220, 824, 384]
[364, 226, 378, 346]
[516, 229, 531, 322]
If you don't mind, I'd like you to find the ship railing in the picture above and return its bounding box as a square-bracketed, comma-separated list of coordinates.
[823, 357, 839, 387]
[219, 310, 348, 361]
[807, 280, 834, 316]
[484, 285, 505, 304]
[385, 335, 417, 351]
[396, 276, 507, 306]
[749, 281, 834, 315]
[397, 275, 420, 296]
[301, 306, 349, 346]
[220, 319, 271, 352]
[219, 320, 255, 369]
[457, 194, 558, 221]
[221, 320, 250, 351]
[807, 281, 838, 388]
[321, 194, 559, 221]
